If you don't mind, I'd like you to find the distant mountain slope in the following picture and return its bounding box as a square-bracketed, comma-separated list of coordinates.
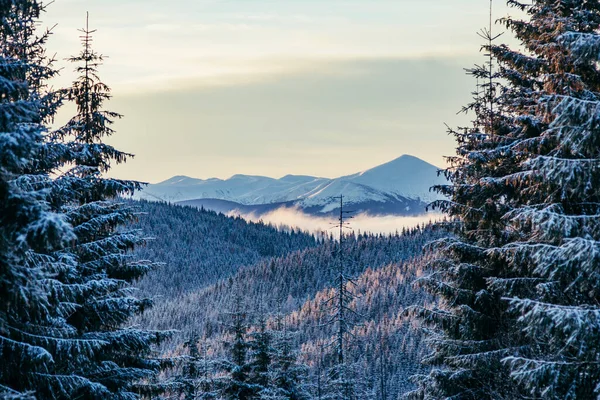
[136, 155, 447, 216]
[338, 154, 445, 200]
[131, 200, 318, 298]
[137, 229, 435, 333]
[132, 200, 439, 397]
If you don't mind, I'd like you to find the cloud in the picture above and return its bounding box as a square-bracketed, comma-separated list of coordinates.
[44, 0, 527, 185]
[44, 0, 523, 92]
[89, 57, 472, 183]
[228, 206, 443, 237]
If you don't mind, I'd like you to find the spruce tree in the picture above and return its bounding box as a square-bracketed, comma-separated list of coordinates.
[34, 14, 170, 399]
[220, 295, 259, 400]
[488, 1, 600, 398]
[175, 335, 218, 400]
[374, 330, 390, 400]
[0, 2, 84, 398]
[182, 335, 202, 400]
[408, 1, 600, 399]
[248, 312, 273, 393]
[268, 314, 311, 400]
[405, 0, 526, 398]
[195, 341, 219, 400]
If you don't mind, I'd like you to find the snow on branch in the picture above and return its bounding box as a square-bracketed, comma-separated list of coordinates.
[560, 32, 600, 62]
[504, 297, 600, 359]
[502, 356, 598, 399]
[505, 203, 600, 240]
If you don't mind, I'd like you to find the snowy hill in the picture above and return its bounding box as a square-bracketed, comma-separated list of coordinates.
[137, 155, 447, 216]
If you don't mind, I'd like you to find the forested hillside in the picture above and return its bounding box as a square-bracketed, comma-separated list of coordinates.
[131, 200, 319, 298]
[128, 200, 438, 398]
[7, 0, 599, 398]
[405, 2, 600, 399]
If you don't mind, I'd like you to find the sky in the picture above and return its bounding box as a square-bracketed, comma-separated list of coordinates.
[45, 0, 523, 183]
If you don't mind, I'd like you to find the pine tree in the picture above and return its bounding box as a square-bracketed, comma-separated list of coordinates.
[176, 335, 218, 400]
[0, 2, 81, 398]
[408, 1, 600, 399]
[220, 295, 259, 400]
[323, 362, 367, 400]
[34, 14, 170, 399]
[405, 0, 526, 398]
[182, 335, 202, 400]
[374, 329, 390, 400]
[268, 314, 311, 400]
[488, 1, 600, 398]
[248, 311, 273, 394]
[195, 341, 219, 400]
[312, 341, 326, 400]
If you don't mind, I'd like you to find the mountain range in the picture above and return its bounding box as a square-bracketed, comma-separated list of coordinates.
[137, 155, 447, 216]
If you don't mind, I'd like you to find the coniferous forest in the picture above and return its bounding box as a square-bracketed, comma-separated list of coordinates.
[2, 1, 600, 399]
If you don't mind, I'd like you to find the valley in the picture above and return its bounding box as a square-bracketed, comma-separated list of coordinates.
[131, 200, 438, 398]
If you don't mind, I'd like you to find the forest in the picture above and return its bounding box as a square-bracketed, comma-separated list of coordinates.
[130, 201, 439, 399]
[2, 1, 600, 400]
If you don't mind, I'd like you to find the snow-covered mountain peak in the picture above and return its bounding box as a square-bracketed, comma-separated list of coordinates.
[228, 174, 273, 181]
[137, 155, 448, 215]
[158, 175, 202, 185]
[357, 154, 425, 172]
[352, 154, 438, 177]
[280, 174, 323, 183]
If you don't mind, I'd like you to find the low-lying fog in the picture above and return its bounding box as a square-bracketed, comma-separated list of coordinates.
[227, 207, 443, 237]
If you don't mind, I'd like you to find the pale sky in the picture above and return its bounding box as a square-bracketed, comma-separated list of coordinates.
[45, 0, 522, 183]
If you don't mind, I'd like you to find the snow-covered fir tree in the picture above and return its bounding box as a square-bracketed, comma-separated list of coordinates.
[322, 361, 371, 400]
[181, 335, 203, 400]
[38, 15, 172, 399]
[194, 341, 220, 400]
[490, 1, 600, 398]
[220, 295, 260, 400]
[0, 10, 170, 398]
[177, 335, 218, 400]
[248, 311, 273, 392]
[265, 313, 311, 400]
[406, 0, 529, 398]
[373, 327, 391, 400]
[408, 1, 600, 399]
[0, 2, 75, 398]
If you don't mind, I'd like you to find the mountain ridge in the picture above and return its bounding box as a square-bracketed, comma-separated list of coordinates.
[137, 155, 447, 216]
[152, 154, 437, 185]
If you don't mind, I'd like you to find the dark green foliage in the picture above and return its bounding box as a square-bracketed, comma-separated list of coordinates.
[409, 1, 600, 399]
[248, 313, 273, 390]
[39, 16, 171, 399]
[134, 200, 439, 399]
[0, 2, 77, 398]
[131, 200, 319, 301]
[220, 296, 261, 400]
[1, 8, 170, 398]
[268, 315, 311, 400]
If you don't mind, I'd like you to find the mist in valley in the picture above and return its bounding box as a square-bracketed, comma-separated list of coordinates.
[227, 206, 443, 237]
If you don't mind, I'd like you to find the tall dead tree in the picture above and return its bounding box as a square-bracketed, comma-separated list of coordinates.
[321, 196, 363, 399]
